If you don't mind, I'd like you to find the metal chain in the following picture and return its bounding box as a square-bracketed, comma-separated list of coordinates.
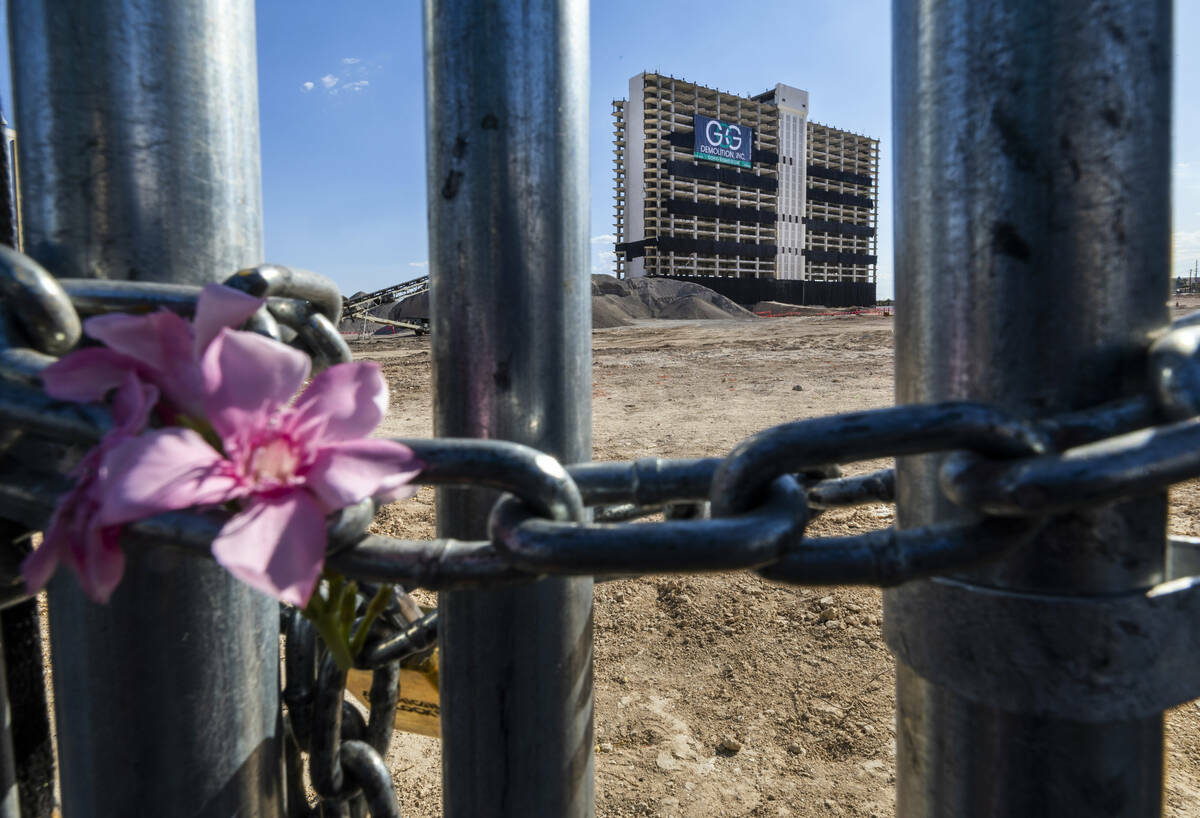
[282, 597, 420, 818]
[4, 249, 1200, 814]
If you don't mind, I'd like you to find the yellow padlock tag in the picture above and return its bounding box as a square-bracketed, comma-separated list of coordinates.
[346, 650, 441, 738]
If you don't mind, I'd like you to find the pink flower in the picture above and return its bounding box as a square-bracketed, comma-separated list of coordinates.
[41, 283, 264, 419]
[23, 282, 263, 601]
[97, 328, 422, 606]
[27, 282, 420, 606]
[22, 372, 158, 602]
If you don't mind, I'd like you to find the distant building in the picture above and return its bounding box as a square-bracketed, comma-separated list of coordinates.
[613, 73, 878, 303]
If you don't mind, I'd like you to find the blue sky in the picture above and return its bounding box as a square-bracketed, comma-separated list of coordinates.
[1, 2, 1198, 300]
[252, 0, 895, 296]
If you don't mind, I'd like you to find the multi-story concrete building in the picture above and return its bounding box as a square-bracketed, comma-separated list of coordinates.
[796, 119, 878, 284]
[613, 73, 878, 302]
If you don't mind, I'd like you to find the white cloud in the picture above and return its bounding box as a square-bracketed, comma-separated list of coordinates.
[304, 61, 379, 98]
[590, 234, 617, 245]
[408, 261, 428, 268]
[1176, 230, 1200, 257]
[590, 243, 618, 274]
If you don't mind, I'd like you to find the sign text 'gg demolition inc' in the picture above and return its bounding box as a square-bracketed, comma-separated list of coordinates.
[692, 115, 753, 169]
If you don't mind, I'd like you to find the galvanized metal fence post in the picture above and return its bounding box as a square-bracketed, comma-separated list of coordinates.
[0, 592, 51, 818]
[423, 0, 595, 814]
[0, 98, 55, 818]
[9, 2, 282, 814]
[888, 0, 1171, 815]
[0, 627, 17, 818]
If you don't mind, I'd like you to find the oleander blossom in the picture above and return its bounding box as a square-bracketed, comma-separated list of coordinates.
[26, 283, 422, 607]
[98, 328, 422, 606]
[25, 283, 263, 603]
[21, 372, 158, 603]
[41, 283, 265, 419]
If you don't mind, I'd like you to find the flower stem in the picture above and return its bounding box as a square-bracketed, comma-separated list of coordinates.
[338, 581, 358, 644]
[349, 583, 395, 658]
[301, 574, 357, 672]
[311, 610, 356, 672]
[301, 574, 398, 672]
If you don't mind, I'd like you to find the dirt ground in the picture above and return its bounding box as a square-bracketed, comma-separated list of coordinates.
[355, 303, 1200, 817]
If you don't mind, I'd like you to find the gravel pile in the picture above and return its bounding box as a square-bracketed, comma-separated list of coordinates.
[343, 275, 756, 332]
[389, 291, 429, 322]
[339, 294, 409, 335]
[752, 301, 879, 316]
[591, 275, 755, 328]
[752, 300, 834, 316]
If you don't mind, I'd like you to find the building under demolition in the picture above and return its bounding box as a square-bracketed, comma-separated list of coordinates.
[613, 73, 879, 306]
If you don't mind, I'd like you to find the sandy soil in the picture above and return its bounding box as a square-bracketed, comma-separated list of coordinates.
[354, 304, 1200, 817]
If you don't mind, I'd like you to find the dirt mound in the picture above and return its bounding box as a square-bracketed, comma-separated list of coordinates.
[753, 301, 834, 316]
[592, 295, 636, 328]
[591, 274, 628, 297]
[656, 295, 742, 320]
[591, 275, 756, 324]
[390, 291, 430, 321]
[610, 293, 652, 319]
[348, 275, 756, 331]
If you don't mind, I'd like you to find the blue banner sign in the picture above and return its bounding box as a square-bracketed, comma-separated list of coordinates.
[692, 115, 753, 168]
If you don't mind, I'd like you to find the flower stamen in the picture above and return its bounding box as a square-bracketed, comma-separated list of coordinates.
[248, 436, 301, 488]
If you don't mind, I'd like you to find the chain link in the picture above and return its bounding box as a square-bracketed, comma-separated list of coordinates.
[5, 248, 1200, 814]
[282, 595, 419, 817]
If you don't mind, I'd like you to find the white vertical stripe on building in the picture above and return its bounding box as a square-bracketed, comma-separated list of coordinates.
[772, 84, 808, 281]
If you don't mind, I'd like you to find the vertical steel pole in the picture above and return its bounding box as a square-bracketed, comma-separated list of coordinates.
[0, 98, 54, 818]
[889, 0, 1171, 815]
[423, 1, 594, 815]
[0, 595, 53, 818]
[0, 631, 18, 818]
[10, 2, 281, 815]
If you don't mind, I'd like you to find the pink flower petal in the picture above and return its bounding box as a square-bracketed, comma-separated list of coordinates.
[212, 490, 327, 606]
[85, 310, 204, 414]
[98, 428, 245, 525]
[374, 483, 420, 504]
[110, 373, 158, 434]
[24, 458, 127, 602]
[85, 310, 192, 374]
[305, 439, 423, 511]
[22, 516, 66, 594]
[74, 526, 125, 604]
[28, 516, 126, 603]
[193, 283, 264, 357]
[202, 329, 311, 453]
[42, 347, 142, 402]
[25, 443, 104, 594]
[289, 362, 389, 443]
